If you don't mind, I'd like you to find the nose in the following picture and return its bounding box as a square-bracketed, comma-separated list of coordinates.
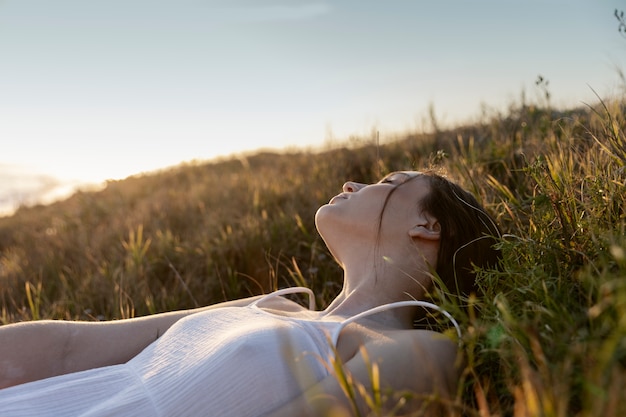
[342, 181, 365, 193]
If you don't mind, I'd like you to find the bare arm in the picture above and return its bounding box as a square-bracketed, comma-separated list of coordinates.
[265, 330, 461, 417]
[0, 295, 267, 389]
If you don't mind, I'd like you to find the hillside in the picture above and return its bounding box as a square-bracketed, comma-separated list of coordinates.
[1, 99, 625, 415]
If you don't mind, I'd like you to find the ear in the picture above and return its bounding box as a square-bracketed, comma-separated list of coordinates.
[408, 217, 441, 241]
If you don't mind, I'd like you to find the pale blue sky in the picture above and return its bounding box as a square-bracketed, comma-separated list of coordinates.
[1, 0, 625, 214]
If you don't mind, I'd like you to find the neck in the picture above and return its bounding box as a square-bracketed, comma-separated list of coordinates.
[324, 291, 416, 329]
[323, 249, 430, 328]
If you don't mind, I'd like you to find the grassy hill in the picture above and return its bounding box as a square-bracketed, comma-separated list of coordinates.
[1, 97, 625, 415]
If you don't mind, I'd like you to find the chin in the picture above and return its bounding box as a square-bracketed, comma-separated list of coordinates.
[314, 205, 327, 232]
[314, 204, 336, 240]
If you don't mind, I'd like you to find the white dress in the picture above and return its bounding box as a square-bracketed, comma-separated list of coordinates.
[0, 287, 458, 417]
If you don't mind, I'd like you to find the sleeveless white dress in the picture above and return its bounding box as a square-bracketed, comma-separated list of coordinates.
[0, 287, 459, 417]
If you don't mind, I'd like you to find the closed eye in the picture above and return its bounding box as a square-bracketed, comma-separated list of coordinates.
[378, 172, 410, 185]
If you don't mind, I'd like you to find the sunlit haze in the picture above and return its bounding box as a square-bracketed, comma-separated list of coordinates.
[1, 0, 625, 215]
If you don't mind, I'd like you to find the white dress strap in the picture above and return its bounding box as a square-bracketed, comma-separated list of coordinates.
[250, 287, 316, 310]
[330, 300, 462, 346]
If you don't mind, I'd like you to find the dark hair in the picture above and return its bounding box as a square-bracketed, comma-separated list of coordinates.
[419, 171, 502, 299]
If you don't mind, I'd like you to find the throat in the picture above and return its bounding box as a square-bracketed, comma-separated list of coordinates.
[323, 300, 416, 330]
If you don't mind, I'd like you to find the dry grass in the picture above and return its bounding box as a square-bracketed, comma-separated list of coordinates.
[1, 94, 625, 415]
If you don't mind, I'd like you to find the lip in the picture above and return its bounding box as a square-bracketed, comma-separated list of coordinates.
[329, 193, 349, 204]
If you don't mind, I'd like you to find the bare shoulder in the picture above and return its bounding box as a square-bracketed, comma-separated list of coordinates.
[368, 328, 459, 364]
[383, 328, 459, 359]
[357, 329, 461, 394]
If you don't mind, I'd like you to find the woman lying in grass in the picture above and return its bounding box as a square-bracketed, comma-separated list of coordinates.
[0, 171, 500, 416]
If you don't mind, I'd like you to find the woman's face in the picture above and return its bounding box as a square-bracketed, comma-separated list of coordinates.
[315, 171, 439, 260]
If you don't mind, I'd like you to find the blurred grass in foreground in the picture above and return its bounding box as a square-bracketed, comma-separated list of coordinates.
[1, 93, 625, 416]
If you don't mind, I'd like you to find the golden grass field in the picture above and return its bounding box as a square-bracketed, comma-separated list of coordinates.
[1, 94, 625, 415]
